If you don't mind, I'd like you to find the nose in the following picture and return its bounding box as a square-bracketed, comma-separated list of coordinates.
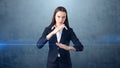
[59, 18, 63, 22]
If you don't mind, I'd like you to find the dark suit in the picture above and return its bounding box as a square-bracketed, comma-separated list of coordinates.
[37, 27, 83, 68]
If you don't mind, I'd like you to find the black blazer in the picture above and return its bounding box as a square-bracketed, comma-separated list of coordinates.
[37, 27, 83, 64]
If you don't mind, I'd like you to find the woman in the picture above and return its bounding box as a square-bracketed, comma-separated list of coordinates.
[37, 6, 83, 68]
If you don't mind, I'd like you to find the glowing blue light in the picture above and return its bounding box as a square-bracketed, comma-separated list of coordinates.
[0, 43, 36, 46]
[0, 43, 7, 46]
[102, 35, 120, 42]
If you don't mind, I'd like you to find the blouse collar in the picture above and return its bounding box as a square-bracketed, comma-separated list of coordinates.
[51, 25, 68, 30]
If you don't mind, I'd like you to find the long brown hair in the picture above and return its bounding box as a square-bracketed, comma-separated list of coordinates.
[48, 6, 70, 29]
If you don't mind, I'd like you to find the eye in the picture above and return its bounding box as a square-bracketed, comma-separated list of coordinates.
[58, 16, 60, 18]
[62, 16, 65, 19]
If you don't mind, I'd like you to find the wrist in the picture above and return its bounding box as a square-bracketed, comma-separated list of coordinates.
[68, 46, 71, 51]
[68, 46, 76, 51]
[51, 31, 55, 35]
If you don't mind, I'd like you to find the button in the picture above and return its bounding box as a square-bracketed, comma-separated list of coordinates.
[58, 53, 60, 57]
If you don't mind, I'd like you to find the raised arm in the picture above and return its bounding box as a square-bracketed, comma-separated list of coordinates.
[37, 27, 49, 49]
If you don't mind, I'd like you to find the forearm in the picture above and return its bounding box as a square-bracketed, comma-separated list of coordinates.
[68, 46, 76, 51]
[46, 31, 54, 40]
[56, 43, 76, 51]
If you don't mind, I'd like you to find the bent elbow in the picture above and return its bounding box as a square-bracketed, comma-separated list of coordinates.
[37, 43, 44, 49]
[36, 37, 48, 49]
[79, 45, 84, 51]
[74, 45, 84, 52]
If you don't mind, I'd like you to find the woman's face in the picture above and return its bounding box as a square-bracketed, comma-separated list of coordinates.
[55, 11, 66, 25]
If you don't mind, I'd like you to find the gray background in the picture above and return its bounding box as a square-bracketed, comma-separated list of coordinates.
[0, 0, 120, 68]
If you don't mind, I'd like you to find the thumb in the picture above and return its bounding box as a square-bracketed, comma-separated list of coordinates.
[56, 43, 59, 46]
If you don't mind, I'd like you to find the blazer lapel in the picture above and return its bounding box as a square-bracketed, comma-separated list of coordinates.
[60, 28, 68, 43]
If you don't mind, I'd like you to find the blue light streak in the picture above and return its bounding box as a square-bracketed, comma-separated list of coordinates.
[0, 43, 36, 46]
[0, 43, 7, 46]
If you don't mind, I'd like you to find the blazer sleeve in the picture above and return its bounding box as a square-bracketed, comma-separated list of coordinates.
[37, 27, 49, 49]
[70, 28, 84, 51]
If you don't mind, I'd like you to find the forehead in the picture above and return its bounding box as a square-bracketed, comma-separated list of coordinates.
[56, 11, 66, 16]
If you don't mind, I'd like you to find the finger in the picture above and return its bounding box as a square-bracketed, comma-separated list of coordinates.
[56, 43, 58, 45]
[56, 43, 63, 48]
[56, 43, 60, 46]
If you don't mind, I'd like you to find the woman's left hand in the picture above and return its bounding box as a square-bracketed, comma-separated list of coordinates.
[56, 43, 76, 51]
[56, 43, 69, 50]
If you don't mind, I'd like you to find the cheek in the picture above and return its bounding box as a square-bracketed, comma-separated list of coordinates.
[62, 18, 66, 22]
[63, 18, 66, 21]
[55, 17, 58, 22]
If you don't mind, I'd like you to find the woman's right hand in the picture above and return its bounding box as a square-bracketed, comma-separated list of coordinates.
[46, 24, 65, 40]
[52, 24, 65, 35]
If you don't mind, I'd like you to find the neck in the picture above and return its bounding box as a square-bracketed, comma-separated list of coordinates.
[56, 23, 62, 27]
